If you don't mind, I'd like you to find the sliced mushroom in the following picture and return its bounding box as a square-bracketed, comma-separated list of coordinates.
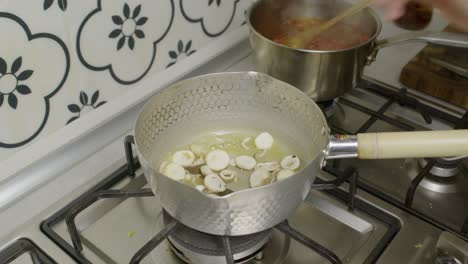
[172, 150, 195, 167]
[219, 169, 237, 182]
[204, 174, 226, 193]
[280, 155, 301, 170]
[276, 169, 295, 182]
[241, 137, 252, 150]
[205, 149, 230, 171]
[191, 174, 203, 185]
[159, 161, 168, 173]
[235, 155, 257, 170]
[184, 171, 194, 182]
[185, 158, 204, 173]
[270, 174, 277, 184]
[192, 157, 205, 166]
[200, 165, 215, 176]
[229, 158, 236, 167]
[249, 168, 272, 188]
[195, 185, 206, 192]
[162, 163, 186, 181]
[254, 149, 267, 160]
[190, 144, 209, 157]
[255, 132, 274, 150]
[256, 161, 280, 172]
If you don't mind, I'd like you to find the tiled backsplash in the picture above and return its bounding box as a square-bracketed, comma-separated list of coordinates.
[0, 0, 252, 161]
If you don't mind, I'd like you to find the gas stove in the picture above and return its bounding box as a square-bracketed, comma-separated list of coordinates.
[1, 28, 468, 264]
[36, 138, 399, 264]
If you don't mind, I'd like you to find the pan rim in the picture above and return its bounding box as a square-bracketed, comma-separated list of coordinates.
[133, 71, 329, 199]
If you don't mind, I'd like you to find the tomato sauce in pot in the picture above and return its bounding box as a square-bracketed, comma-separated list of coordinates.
[273, 18, 371, 50]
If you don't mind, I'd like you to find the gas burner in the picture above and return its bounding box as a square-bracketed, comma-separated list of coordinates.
[162, 211, 270, 264]
[405, 158, 463, 193]
[317, 100, 336, 118]
[419, 158, 460, 178]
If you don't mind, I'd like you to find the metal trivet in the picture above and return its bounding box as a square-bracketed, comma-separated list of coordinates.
[329, 78, 468, 239]
[318, 99, 337, 118]
[0, 238, 56, 264]
[163, 210, 270, 257]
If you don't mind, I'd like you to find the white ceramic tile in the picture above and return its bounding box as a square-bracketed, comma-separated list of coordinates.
[0, 0, 253, 161]
[0, 10, 69, 152]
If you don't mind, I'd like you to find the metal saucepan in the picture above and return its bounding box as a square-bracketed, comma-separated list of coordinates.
[247, 0, 468, 102]
[134, 72, 468, 236]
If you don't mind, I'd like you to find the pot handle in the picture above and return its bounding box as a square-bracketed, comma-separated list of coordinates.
[367, 31, 468, 64]
[326, 130, 468, 159]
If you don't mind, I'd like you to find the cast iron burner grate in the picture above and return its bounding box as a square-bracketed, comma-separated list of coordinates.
[405, 158, 465, 193]
[162, 210, 270, 263]
[0, 238, 56, 264]
[317, 100, 336, 118]
[329, 78, 468, 240]
[41, 134, 400, 264]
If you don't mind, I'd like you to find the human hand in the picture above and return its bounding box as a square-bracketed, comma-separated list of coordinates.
[375, 0, 412, 20]
[375, 0, 468, 31]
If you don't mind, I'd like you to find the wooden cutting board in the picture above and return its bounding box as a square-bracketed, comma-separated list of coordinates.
[399, 26, 468, 109]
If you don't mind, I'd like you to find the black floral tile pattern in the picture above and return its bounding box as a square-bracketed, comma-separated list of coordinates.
[0, 12, 70, 149]
[166, 40, 196, 68]
[0, 56, 33, 109]
[180, 0, 239, 37]
[208, 0, 221, 7]
[77, 0, 174, 85]
[108, 3, 147, 51]
[66, 90, 106, 124]
[43, 0, 68, 11]
[242, 9, 247, 25]
[0, 1, 252, 154]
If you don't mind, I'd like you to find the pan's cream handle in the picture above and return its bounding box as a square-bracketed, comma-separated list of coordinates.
[357, 130, 468, 159]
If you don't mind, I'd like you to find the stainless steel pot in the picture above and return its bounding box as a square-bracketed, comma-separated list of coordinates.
[134, 72, 468, 236]
[247, 0, 468, 102]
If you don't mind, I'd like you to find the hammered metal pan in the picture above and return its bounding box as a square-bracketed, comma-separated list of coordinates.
[134, 72, 468, 236]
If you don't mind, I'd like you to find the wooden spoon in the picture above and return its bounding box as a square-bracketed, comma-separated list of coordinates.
[286, 0, 374, 48]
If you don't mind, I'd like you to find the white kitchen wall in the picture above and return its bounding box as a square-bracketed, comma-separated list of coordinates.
[0, 0, 253, 161]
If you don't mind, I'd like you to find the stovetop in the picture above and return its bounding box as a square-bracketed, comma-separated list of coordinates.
[328, 80, 468, 237]
[38, 161, 398, 264]
[1, 36, 468, 264]
[0, 238, 56, 264]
